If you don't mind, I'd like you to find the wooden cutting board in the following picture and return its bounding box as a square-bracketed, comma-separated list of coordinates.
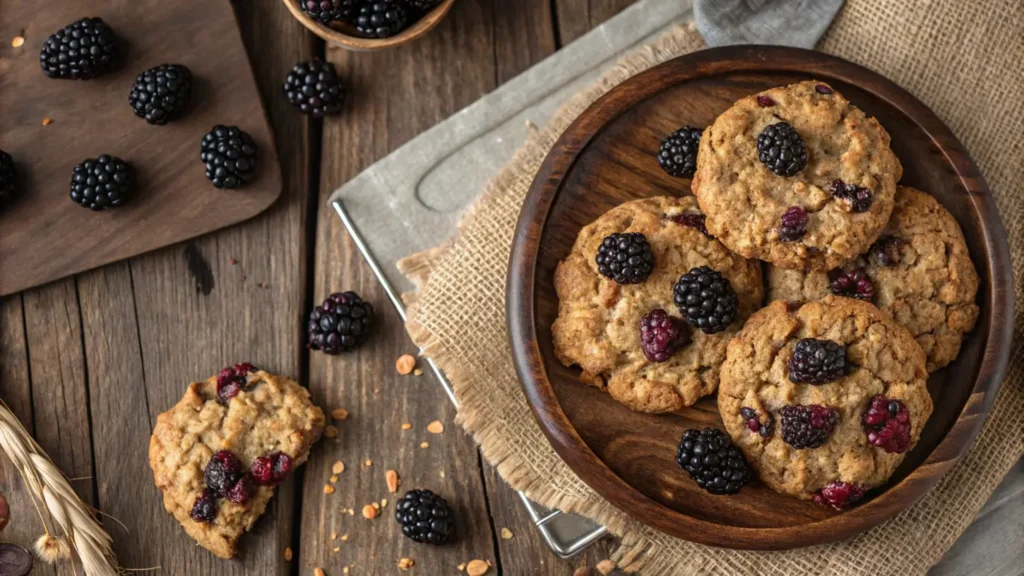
[0, 0, 282, 296]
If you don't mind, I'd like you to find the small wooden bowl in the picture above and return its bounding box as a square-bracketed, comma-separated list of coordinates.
[282, 0, 455, 51]
[507, 46, 1014, 550]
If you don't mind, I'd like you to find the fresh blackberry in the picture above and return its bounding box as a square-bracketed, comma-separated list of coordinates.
[787, 338, 848, 384]
[780, 206, 808, 241]
[128, 64, 192, 125]
[813, 481, 865, 509]
[216, 363, 257, 404]
[395, 489, 453, 545]
[407, 0, 442, 9]
[284, 60, 345, 118]
[69, 155, 134, 211]
[869, 236, 902, 267]
[200, 125, 258, 189]
[657, 126, 702, 178]
[673, 266, 739, 334]
[757, 122, 807, 176]
[829, 179, 873, 212]
[190, 489, 218, 523]
[830, 268, 875, 301]
[780, 405, 839, 449]
[595, 233, 654, 285]
[204, 451, 244, 497]
[675, 428, 751, 495]
[862, 395, 912, 453]
[355, 1, 409, 38]
[740, 407, 772, 437]
[639, 309, 689, 362]
[300, 0, 361, 23]
[40, 17, 119, 79]
[307, 291, 374, 354]
[670, 212, 710, 236]
[0, 150, 15, 206]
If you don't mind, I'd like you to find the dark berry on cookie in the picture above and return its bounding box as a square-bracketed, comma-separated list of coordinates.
[780, 404, 839, 449]
[757, 122, 807, 176]
[190, 489, 218, 523]
[657, 126, 702, 178]
[670, 212, 710, 236]
[779, 206, 808, 241]
[129, 64, 192, 125]
[740, 407, 772, 437]
[639, 309, 689, 362]
[862, 395, 912, 453]
[69, 155, 134, 211]
[829, 179, 873, 212]
[595, 232, 655, 285]
[813, 481, 865, 509]
[216, 363, 257, 404]
[829, 268, 875, 301]
[869, 236, 902, 267]
[250, 451, 292, 486]
[284, 60, 345, 118]
[675, 428, 751, 495]
[756, 95, 775, 107]
[226, 475, 255, 505]
[815, 84, 834, 95]
[205, 450, 244, 496]
[40, 17, 119, 79]
[308, 291, 374, 354]
[673, 266, 739, 334]
[787, 338, 848, 384]
[395, 489, 453, 545]
[270, 452, 292, 483]
[0, 150, 15, 206]
[200, 125, 258, 189]
[355, 0, 409, 38]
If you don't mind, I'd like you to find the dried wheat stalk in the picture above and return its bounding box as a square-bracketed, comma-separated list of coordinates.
[0, 399, 120, 576]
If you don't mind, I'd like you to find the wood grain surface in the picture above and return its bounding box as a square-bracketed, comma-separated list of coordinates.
[507, 46, 1014, 550]
[0, 0, 282, 297]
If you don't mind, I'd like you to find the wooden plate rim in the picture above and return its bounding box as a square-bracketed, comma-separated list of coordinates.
[506, 45, 1014, 550]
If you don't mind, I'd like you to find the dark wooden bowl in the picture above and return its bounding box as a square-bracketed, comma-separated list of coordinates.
[507, 46, 1014, 550]
[282, 0, 455, 51]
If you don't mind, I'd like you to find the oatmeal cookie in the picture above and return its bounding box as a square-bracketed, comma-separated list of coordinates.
[768, 186, 979, 371]
[149, 368, 325, 558]
[718, 297, 932, 502]
[692, 80, 902, 271]
[552, 196, 763, 413]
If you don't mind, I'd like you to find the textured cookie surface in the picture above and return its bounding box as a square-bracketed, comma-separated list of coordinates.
[768, 186, 979, 371]
[718, 297, 932, 500]
[692, 80, 902, 270]
[149, 370, 325, 558]
[552, 196, 764, 413]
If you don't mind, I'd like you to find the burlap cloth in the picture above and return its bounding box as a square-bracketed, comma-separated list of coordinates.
[397, 1, 1024, 573]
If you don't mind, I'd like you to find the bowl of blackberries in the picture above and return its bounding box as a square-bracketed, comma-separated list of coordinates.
[285, 0, 455, 51]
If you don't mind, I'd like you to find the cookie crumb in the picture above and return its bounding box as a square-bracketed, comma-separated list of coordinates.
[329, 475, 339, 483]
[398, 558, 415, 571]
[314, 569, 325, 576]
[457, 563, 466, 571]
[401, 423, 412, 430]
[12, 36, 25, 48]
[386, 469, 400, 493]
[380, 498, 388, 508]
[420, 442, 429, 449]
[362, 504, 378, 519]
[364, 459, 372, 467]
[332, 408, 349, 420]
[596, 560, 616, 575]
[331, 532, 337, 540]
[343, 568, 349, 574]
[341, 533, 349, 541]
[283, 547, 293, 561]
[439, 471, 445, 478]
[333, 460, 345, 474]
[427, 420, 444, 434]
[396, 354, 416, 374]
[333, 547, 340, 553]
[466, 559, 490, 576]
[500, 527, 513, 540]
[42, 118, 53, 126]
[413, 368, 423, 376]
[323, 484, 335, 495]
[324, 425, 339, 439]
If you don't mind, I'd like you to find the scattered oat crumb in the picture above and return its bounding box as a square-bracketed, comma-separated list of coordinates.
[362, 504, 379, 519]
[374, 387, 381, 394]
[347, 509, 354, 516]
[457, 563, 466, 571]
[330, 475, 339, 483]
[420, 442, 429, 448]
[11, 36, 24, 48]
[371, 502, 380, 510]
[331, 532, 337, 540]
[332, 460, 345, 474]
[333, 546, 340, 553]
[396, 354, 416, 374]
[574, 567, 593, 576]
[324, 425, 339, 439]
[427, 420, 444, 434]
[323, 484, 335, 495]
[398, 557, 415, 571]
[413, 368, 423, 376]
[439, 471, 445, 478]
[466, 559, 490, 576]
[500, 527, 513, 540]
[314, 569, 325, 576]
[283, 547, 293, 561]
[364, 459, 372, 466]
[42, 118, 53, 126]
[380, 498, 388, 508]
[341, 533, 349, 541]
[596, 559, 616, 575]
[401, 423, 412, 430]
[332, 408, 349, 420]
[343, 568, 349, 574]
[386, 469, 400, 493]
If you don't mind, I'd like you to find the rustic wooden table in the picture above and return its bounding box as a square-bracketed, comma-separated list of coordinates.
[0, 1, 634, 574]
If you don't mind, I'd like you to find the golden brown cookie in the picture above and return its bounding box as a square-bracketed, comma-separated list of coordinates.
[718, 297, 932, 504]
[149, 366, 325, 558]
[552, 196, 764, 413]
[692, 80, 902, 271]
[768, 186, 979, 372]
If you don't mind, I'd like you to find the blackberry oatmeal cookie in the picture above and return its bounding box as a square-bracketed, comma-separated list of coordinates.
[692, 80, 902, 271]
[768, 186, 979, 372]
[149, 365, 325, 558]
[718, 297, 932, 507]
[552, 196, 763, 413]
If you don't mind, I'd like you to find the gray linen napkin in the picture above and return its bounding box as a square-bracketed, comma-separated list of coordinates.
[695, 0, 845, 48]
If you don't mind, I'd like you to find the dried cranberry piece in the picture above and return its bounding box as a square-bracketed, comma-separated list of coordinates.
[205, 450, 244, 496]
[757, 95, 775, 107]
[670, 212, 710, 236]
[829, 268, 875, 301]
[216, 363, 257, 404]
[869, 236, 902, 267]
[190, 488, 218, 523]
[829, 179, 873, 213]
[226, 475, 255, 505]
[271, 452, 292, 484]
[780, 206, 808, 241]
[251, 456, 274, 485]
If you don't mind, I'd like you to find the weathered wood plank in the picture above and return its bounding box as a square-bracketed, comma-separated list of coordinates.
[554, 0, 637, 45]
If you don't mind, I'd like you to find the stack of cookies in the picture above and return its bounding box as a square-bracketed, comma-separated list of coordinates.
[552, 80, 979, 508]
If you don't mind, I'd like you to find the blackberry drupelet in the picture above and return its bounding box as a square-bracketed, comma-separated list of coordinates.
[69, 155, 134, 211]
[355, 1, 409, 38]
[200, 125, 258, 189]
[829, 179, 873, 212]
[780, 405, 839, 449]
[284, 60, 345, 117]
[204, 451, 244, 497]
[395, 489, 453, 545]
[639, 309, 689, 362]
[830, 268, 875, 301]
[670, 212, 710, 236]
[862, 395, 912, 453]
[675, 428, 751, 495]
[740, 407, 772, 437]
[787, 338, 848, 384]
[129, 64, 192, 125]
[190, 489, 218, 523]
[40, 17, 119, 79]
[215, 362, 257, 404]
[407, 0, 442, 9]
[300, 0, 361, 23]
[869, 236, 902, 267]
[657, 126, 702, 178]
[307, 291, 374, 354]
[673, 266, 739, 334]
[757, 122, 807, 176]
[595, 232, 654, 285]
[779, 206, 808, 242]
[0, 150, 15, 205]
[813, 481, 865, 509]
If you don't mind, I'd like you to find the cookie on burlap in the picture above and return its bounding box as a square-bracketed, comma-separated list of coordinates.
[718, 296, 932, 502]
[768, 186, 979, 372]
[552, 196, 763, 413]
[692, 80, 902, 271]
[149, 368, 325, 558]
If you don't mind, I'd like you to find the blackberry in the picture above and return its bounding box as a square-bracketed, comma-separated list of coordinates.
[407, 0, 442, 9]
[675, 428, 751, 495]
[216, 362, 257, 404]
[395, 489, 453, 545]
[639, 309, 689, 362]
[862, 395, 912, 453]
[69, 155, 134, 211]
[0, 150, 15, 206]
[128, 64, 192, 125]
[355, 1, 409, 38]
[779, 206, 808, 242]
[779, 405, 838, 449]
[204, 451, 244, 496]
[284, 60, 345, 118]
[190, 489, 218, 523]
[251, 452, 292, 486]
[200, 125, 258, 189]
[40, 17, 119, 79]
[657, 126, 702, 178]
[308, 291, 374, 354]
[787, 338, 848, 384]
[669, 212, 710, 236]
[829, 179, 873, 212]
[830, 268, 874, 301]
[869, 236, 902, 267]
[673, 266, 739, 334]
[595, 233, 654, 285]
[300, 0, 361, 23]
[740, 407, 772, 437]
[757, 122, 807, 176]
[813, 481, 865, 509]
